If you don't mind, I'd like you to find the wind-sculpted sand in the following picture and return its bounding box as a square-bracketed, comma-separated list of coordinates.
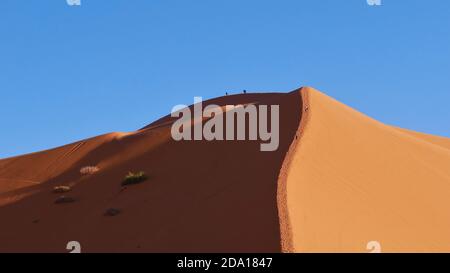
[283, 87, 450, 252]
[0, 92, 301, 252]
[0, 87, 449, 253]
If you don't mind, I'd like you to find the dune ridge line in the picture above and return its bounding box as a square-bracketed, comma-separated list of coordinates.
[276, 87, 310, 253]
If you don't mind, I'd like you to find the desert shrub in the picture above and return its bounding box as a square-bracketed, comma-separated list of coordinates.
[80, 166, 99, 175]
[104, 208, 121, 216]
[121, 171, 148, 186]
[54, 196, 76, 204]
[53, 186, 71, 193]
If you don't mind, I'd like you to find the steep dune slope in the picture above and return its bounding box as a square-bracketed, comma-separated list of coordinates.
[0, 92, 301, 253]
[284, 87, 450, 253]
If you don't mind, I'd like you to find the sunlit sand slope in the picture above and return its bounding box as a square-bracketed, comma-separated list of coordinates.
[284, 87, 450, 253]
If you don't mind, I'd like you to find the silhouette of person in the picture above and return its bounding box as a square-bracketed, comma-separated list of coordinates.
[243, 90, 247, 94]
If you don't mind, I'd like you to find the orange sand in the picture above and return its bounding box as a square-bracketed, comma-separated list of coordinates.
[0, 92, 301, 252]
[1, 87, 449, 253]
[284, 87, 450, 253]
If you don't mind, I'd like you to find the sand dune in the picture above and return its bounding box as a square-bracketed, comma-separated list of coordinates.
[283, 87, 450, 253]
[0, 87, 449, 253]
[0, 92, 301, 252]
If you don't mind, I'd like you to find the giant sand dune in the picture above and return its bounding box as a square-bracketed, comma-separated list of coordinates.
[0, 87, 449, 253]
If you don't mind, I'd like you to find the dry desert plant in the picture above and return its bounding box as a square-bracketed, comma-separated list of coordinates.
[121, 171, 148, 186]
[54, 196, 76, 204]
[104, 208, 121, 216]
[53, 185, 71, 193]
[80, 166, 99, 175]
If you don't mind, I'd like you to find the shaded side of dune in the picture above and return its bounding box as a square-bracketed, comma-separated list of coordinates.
[0, 91, 302, 253]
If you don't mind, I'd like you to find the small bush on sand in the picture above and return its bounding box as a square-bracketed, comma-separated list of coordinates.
[104, 208, 121, 217]
[53, 186, 71, 193]
[122, 171, 148, 186]
[80, 166, 99, 175]
[54, 196, 76, 204]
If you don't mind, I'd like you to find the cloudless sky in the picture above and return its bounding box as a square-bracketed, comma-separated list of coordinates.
[1, 0, 449, 158]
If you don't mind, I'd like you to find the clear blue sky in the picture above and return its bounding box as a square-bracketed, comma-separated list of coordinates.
[1, 0, 449, 158]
